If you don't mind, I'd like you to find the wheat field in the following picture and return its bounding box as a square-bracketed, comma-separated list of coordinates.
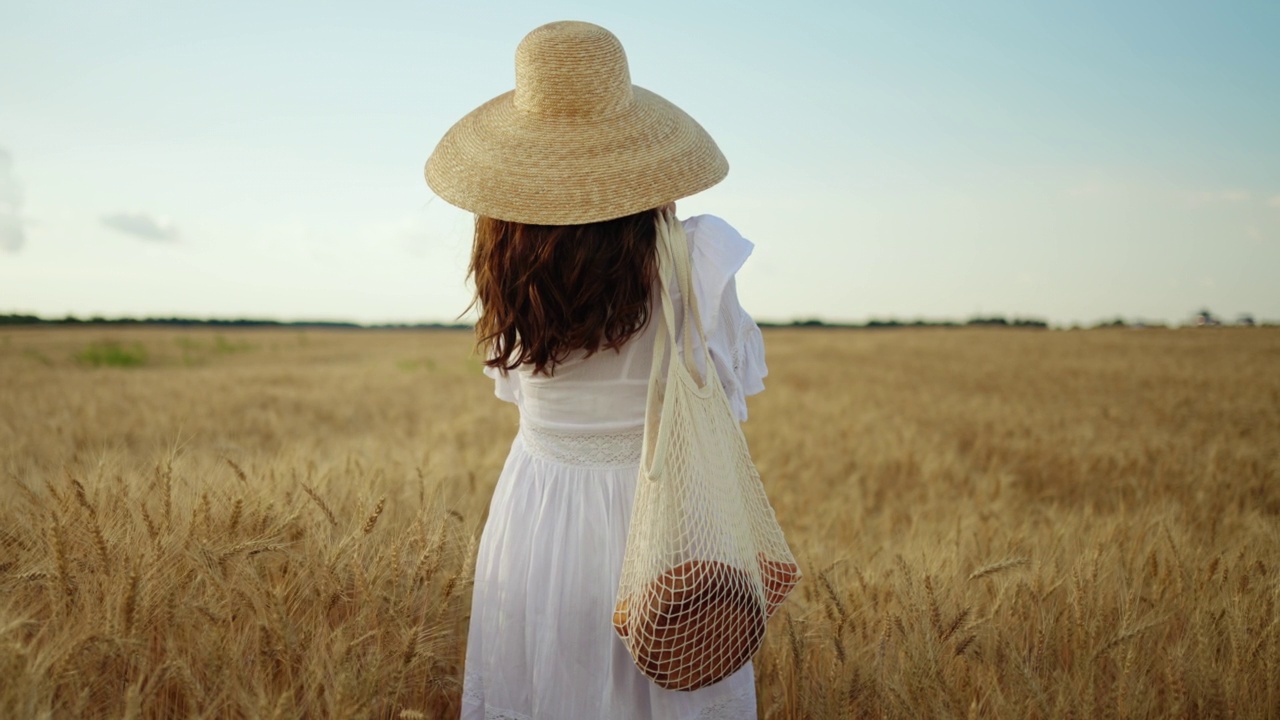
[1, 326, 1277, 719]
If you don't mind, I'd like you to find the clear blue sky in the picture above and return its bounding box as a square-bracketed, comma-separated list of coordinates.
[2, 0, 1277, 326]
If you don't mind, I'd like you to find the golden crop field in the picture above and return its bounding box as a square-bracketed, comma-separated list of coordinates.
[1, 326, 1277, 719]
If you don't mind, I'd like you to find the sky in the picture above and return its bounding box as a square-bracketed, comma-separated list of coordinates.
[1, 0, 1278, 327]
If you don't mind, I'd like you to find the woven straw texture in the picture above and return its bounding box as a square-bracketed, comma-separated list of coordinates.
[612, 211, 800, 691]
[426, 21, 728, 225]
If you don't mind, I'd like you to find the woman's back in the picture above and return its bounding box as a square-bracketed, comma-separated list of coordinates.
[496, 319, 656, 429]
[486, 216, 764, 433]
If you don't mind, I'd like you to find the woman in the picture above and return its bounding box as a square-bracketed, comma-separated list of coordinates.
[426, 21, 768, 720]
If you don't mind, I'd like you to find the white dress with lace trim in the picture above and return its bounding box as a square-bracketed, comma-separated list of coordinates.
[461, 216, 767, 720]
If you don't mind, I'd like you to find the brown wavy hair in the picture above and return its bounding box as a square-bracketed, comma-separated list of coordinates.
[469, 208, 660, 375]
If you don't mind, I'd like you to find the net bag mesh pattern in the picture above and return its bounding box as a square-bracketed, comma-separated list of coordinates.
[613, 211, 801, 691]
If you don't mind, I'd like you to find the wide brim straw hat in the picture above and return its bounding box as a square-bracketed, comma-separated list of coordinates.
[425, 21, 728, 226]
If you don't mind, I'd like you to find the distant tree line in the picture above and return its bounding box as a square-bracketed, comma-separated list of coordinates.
[0, 314, 471, 330]
[3, 312, 1267, 330]
[3, 313, 1049, 330]
[757, 316, 1050, 329]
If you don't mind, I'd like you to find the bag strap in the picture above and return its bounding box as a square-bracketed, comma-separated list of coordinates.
[642, 210, 716, 478]
[651, 209, 713, 384]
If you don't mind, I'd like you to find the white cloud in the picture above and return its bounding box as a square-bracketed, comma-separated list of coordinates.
[1186, 189, 1252, 207]
[0, 147, 24, 253]
[1068, 176, 1276, 210]
[366, 212, 436, 257]
[102, 212, 180, 242]
[1066, 179, 1131, 200]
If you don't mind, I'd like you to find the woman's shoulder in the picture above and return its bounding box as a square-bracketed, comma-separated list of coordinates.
[679, 214, 756, 337]
[681, 214, 754, 280]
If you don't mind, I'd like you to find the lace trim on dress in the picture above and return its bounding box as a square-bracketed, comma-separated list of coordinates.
[693, 684, 757, 720]
[462, 667, 484, 706]
[484, 709, 531, 720]
[464, 671, 531, 720]
[519, 423, 643, 468]
[466, 660, 753, 720]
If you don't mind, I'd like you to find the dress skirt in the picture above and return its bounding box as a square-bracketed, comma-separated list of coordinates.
[460, 427, 757, 720]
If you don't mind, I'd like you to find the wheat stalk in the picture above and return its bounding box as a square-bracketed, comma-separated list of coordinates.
[224, 457, 250, 485]
[968, 557, 1028, 581]
[363, 497, 387, 535]
[301, 484, 338, 527]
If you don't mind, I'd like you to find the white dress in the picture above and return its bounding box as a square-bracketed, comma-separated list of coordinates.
[461, 215, 769, 720]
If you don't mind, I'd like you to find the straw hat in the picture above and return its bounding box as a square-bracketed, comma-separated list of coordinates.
[425, 21, 728, 226]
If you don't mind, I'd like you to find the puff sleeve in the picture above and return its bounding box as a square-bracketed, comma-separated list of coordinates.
[482, 363, 521, 404]
[684, 215, 769, 421]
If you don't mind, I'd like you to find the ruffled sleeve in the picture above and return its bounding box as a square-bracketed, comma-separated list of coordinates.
[482, 363, 522, 404]
[683, 215, 769, 421]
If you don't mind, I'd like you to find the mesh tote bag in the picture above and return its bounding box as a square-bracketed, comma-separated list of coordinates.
[612, 211, 801, 692]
